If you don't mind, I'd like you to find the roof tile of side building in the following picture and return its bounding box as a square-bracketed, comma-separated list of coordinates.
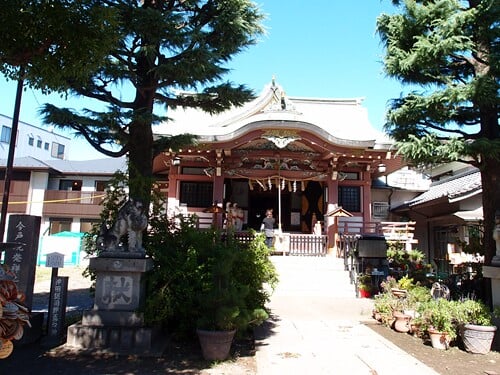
[0, 156, 127, 175]
[401, 168, 481, 208]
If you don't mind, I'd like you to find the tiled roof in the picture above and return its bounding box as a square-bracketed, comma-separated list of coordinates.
[403, 168, 481, 207]
[44, 157, 127, 175]
[155, 81, 392, 148]
[0, 156, 52, 169]
[0, 156, 127, 175]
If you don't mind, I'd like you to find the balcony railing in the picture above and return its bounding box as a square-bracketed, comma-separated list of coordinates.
[43, 190, 105, 218]
[0, 181, 29, 214]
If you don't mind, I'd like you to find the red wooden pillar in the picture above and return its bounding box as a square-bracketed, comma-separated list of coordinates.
[212, 174, 225, 228]
[167, 166, 178, 204]
[362, 172, 372, 229]
[326, 178, 338, 253]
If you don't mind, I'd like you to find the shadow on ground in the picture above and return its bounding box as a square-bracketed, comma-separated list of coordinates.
[4, 288, 258, 375]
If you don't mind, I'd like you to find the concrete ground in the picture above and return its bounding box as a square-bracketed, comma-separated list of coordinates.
[20, 256, 443, 374]
[254, 255, 440, 375]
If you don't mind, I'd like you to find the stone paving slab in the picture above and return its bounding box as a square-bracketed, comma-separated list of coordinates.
[255, 255, 440, 375]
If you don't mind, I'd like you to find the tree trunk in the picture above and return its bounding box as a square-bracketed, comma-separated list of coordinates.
[480, 156, 500, 265]
[128, 115, 154, 203]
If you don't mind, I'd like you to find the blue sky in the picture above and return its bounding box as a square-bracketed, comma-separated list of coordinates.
[0, 1, 401, 160]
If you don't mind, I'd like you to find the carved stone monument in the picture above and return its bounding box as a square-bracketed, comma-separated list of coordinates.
[96, 198, 148, 258]
[67, 199, 164, 355]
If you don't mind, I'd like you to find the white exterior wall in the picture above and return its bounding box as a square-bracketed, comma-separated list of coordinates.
[0, 114, 71, 160]
[27, 171, 49, 217]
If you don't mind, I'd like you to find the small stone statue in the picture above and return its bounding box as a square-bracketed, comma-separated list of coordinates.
[97, 198, 148, 258]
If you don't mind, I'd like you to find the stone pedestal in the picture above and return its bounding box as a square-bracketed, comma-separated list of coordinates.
[483, 266, 500, 308]
[67, 257, 164, 355]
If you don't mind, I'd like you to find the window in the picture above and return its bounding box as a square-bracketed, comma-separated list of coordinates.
[95, 180, 108, 192]
[1, 126, 11, 143]
[181, 167, 207, 175]
[36, 139, 42, 148]
[51, 142, 65, 159]
[180, 181, 213, 207]
[338, 186, 361, 212]
[28, 136, 34, 146]
[344, 172, 359, 180]
[59, 179, 82, 191]
[372, 202, 390, 219]
[49, 218, 72, 235]
[80, 219, 99, 233]
[44, 142, 49, 150]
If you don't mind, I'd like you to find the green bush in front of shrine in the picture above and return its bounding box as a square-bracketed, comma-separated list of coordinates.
[144, 212, 278, 338]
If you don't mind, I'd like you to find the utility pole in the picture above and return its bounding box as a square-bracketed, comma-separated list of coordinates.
[0, 74, 24, 241]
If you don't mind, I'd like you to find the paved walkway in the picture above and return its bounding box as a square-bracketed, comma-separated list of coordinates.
[254, 255, 440, 375]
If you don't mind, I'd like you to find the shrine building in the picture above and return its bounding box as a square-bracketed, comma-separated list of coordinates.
[152, 80, 404, 251]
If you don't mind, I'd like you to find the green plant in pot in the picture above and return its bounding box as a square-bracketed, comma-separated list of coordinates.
[414, 298, 460, 349]
[144, 213, 278, 361]
[357, 273, 374, 298]
[373, 291, 399, 326]
[456, 299, 497, 354]
[195, 230, 276, 360]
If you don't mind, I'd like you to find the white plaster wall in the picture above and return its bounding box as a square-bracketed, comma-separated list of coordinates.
[27, 171, 49, 217]
[0, 114, 71, 160]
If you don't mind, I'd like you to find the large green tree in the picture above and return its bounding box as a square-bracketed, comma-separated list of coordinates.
[0, 1, 119, 91]
[377, 0, 499, 264]
[36, 0, 264, 203]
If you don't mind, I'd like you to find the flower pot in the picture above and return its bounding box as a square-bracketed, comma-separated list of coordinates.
[391, 288, 407, 298]
[196, 329, 236, 361]
[460, 324, 497, 354]
[428, 328, 451, 350]
[393, 311, 412, 333]
[410, 322, 421, 337]
[372, 310, 382, 322]
[359, 289, 371, 298]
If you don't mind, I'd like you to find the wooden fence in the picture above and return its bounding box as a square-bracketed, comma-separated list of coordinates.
[233, 232, 327, 256]
[288, 234, 328, 256]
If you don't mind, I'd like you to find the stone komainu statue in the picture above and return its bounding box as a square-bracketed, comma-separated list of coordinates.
[97, 198, 148, 256]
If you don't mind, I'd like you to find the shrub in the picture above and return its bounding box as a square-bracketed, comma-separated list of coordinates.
[414, 298, 461, 340]
[455, 299, 493, 326]
[144, 214, 278, 337]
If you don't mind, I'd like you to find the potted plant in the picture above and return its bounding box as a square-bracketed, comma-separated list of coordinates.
[414, 298, 460, 349]
[392, 285, 431, 334]
[373, 292, 396, 325]
[456, 299, 497, 354]
[195, 232, 270, 360]
[357, 273, 374, 298]
[144, 214, 278, 361]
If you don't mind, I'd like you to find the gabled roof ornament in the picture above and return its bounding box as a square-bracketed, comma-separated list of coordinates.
[262, 130, 300, 149]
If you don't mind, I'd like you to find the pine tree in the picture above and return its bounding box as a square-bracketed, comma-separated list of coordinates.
[0, 1, 120, 91]
[377, 0, 499, 264]
[2, 1, 264, 204]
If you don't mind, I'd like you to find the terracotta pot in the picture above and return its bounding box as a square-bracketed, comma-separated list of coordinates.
[391, 288, 407, 298]
[428, 328, 451, 350]
[393, 311, 412, 333]
[372, 310, 382, 322]
[460, 324, 497, 355]
[197, 329, 236, 361]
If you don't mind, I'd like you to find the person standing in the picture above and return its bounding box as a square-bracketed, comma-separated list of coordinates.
[261, 209, 275, 248]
